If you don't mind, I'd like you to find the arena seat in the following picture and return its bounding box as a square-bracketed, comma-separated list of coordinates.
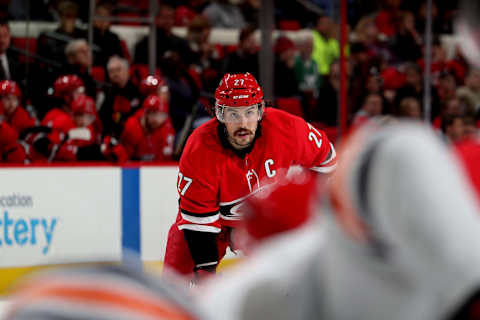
[278, 20, 301, 31]
[276, 97, 304, 118]
[91, 66, 106, 83]
[11, 37, 37, 63]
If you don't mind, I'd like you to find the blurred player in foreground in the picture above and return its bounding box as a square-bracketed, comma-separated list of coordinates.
[163, 72, 336, 283]
[198, 121, 480, 320]
[4, 262, 206, 320]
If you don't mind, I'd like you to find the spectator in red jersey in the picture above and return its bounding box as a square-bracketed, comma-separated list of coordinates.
[100, 55, 141, 138]
[0, 117, 26, 163]
[0, 80, 35, 135]
[121, 95, 175, 162]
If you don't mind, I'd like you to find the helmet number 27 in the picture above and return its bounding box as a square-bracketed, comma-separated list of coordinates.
[307, 123, 323, 149]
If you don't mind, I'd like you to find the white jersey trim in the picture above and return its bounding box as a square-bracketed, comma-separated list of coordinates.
[178, 224, 221, 233]
[220, 214, 242, 221]
[320, 143, 337, 165]
[310, 163, 337, 173]
[219, 195, 250, 206]
[181, 212, 220, 224]
[196, 261, 218, 268]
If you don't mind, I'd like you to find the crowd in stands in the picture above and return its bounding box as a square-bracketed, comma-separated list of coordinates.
[0, 0, 475, 164]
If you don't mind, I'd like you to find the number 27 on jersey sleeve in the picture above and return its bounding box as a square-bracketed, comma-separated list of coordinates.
[307, 123, 323, 149]
[177, 172, 193, 196]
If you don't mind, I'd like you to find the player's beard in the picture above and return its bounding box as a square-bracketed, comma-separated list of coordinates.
[230, 128, 254, 149]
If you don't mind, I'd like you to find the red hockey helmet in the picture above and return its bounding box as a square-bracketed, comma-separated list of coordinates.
[215, 72, 263, 107]
[53, 75, 84, 98]
[71, 95, 96, 115]
[0, 80, 21, 98]
[139, 75, 168, 96]
[142, 94, 169, 114]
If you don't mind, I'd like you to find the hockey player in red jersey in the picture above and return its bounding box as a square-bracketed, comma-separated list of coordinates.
[0, 80, 36, 135]
[121, 94, 175, 161]
[139, 74, 170, 103]
[163, 72, 336, 282]
[54, 95, 100, 161]
[0, 117, 26, 163]
[41, 75, 85, 133]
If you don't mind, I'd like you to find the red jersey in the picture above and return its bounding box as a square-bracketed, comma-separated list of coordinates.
[41, 108, 75, 133]
[55, 126, 100, 162]
[121, 116, 175, 161]
[0, 120, 26, 163]
[6, 106, 36, 135]
[175, 108, 336, 232]
[454, 138, 480, 204]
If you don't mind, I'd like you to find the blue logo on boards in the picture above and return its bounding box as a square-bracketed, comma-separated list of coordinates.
[0, 194, 57, 255]
[0, 211, 57, 254]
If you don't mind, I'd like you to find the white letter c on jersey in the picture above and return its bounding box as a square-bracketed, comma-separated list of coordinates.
[265, 159, 276, 178]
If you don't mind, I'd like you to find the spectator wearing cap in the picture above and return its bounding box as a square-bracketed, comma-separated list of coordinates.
[121, 94, 175, 162]
[36, 0, 87, 69]
[202, 0, 246, 29]
[92, 3, 125, 69]
[64, 39, 97, 98]
[0, 80, 35, 135]
[274, 36, 300, 98]
[100, 55, 141, 138]
[312, 14, 339, 75]
[223, 25, 259, 78]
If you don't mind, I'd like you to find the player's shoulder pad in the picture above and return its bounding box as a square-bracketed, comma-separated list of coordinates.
[180, 118, 222, 164]
[262, 107, 303, 132]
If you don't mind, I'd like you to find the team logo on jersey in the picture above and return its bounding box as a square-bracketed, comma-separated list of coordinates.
[246, 169, 260, 192]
